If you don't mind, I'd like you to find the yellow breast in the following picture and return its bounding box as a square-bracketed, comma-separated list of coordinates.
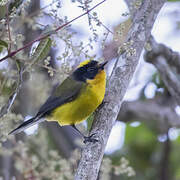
[47, 70, 106, 126]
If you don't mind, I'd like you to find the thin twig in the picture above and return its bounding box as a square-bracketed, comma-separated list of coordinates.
[100, 22, 113, 34]
[6, 4, 12, 53]
[91, 14, 113, 34]
[0, 0, 106, 62]
[84, 0, 92, 26]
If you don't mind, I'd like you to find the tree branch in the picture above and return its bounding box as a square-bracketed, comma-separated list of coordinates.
[145, 36, 180, 105]
[159, 132, 171, 180]
[118, 98, 180, 133]
[0, 0, 106, 62]
[124, 0, 139, 16]
[75, 0, 166, 179]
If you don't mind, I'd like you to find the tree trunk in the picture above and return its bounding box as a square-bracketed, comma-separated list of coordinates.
[75, 0, 166, 179]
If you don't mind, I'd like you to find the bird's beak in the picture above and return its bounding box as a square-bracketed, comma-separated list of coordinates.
[98, 61, 108, 70]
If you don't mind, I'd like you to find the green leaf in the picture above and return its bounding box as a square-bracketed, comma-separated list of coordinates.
[29, 37, 52, 67]
[0, 39, 8, 48]
[0, 0, 23, 19]
[0, 39, 8, 53]
[0, 5, 6, 20]
[9, 0, 23, 14]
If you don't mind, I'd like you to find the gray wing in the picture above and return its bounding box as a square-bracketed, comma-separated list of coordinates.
[37, 76, 85, 117]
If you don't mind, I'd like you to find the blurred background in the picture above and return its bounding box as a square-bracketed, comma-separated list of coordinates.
[0, 0, 180, 179]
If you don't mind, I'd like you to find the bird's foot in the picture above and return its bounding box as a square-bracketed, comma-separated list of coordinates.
[83, 133, 98, 144]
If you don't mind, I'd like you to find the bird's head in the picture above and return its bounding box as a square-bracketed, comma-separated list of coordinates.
[72, 60, 108, 82]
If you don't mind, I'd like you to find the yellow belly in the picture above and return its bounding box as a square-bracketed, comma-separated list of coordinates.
[47, 71, 106, 126]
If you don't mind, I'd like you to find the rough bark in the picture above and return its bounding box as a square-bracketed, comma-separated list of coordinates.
[75, 0, 166, 179]
[125, 0, 139, 16]
[145, 36, 180, 105]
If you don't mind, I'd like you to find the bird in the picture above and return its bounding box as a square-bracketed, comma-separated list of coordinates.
[9, 60, 107, 143]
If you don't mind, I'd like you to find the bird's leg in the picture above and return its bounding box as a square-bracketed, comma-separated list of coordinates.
[71, 124, 85, 137]
[71, 125, 98, 144]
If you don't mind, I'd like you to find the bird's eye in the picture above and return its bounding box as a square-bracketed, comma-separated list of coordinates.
[87, 67, 95, 73]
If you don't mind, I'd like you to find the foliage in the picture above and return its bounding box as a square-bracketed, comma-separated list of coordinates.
[0, 0, 127, 179]
[28, 37, 52, 70]
[0, 40, 8, 53]
[0, 0, 180, 179]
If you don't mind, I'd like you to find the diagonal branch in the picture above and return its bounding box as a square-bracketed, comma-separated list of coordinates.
[0, 0, 106, 62]
[145, 36, 180, 105]
[124, 0, 140, 16]
[118, 98, 180, 133]
[75, 0, 166, 179]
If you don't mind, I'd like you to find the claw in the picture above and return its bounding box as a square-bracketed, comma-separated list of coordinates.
[83, 133, 98, 144]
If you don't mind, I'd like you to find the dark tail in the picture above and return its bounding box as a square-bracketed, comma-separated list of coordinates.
[9, 116, 44, 135]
